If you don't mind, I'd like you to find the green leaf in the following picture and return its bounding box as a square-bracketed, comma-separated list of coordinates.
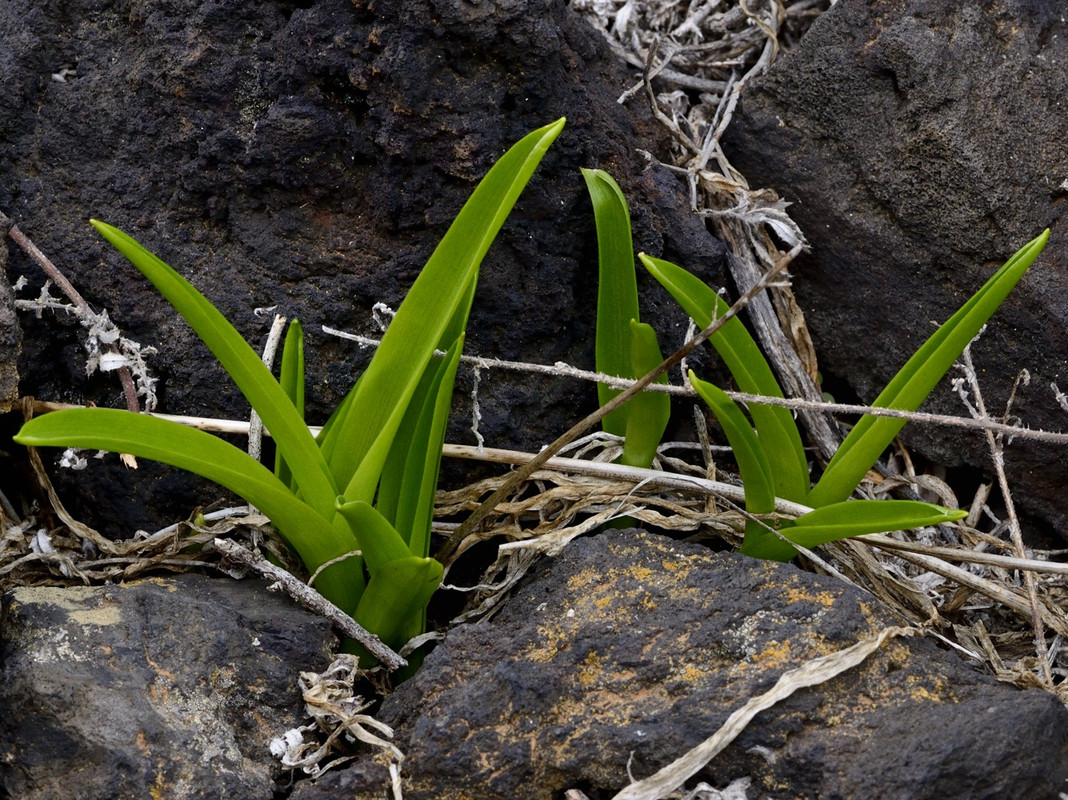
[792, 500, 967, 540]
[620, 321, 670, 468]
[690, 373, 775, 514]
[275, 319, 305, 492]
[15, 409, 364, 614]
[642, 254, 809, 503]
[89, 221, 338, 519]
[808, 230, 1050, 507]
[584, 168, 640, 437]
[354, 555, 443, 651]
[385, 336, 465, 559]
[690, 373, 787, 560]
[737, 499, 969, 562]
[373, 363, 438, 533]
[335, 499, 412, 575]
[322, 118, 566, 503]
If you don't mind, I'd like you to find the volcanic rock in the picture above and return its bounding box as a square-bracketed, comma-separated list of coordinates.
[293, 530, 1068, 799]
[722, 0, 1068, 534]
[0, 573, 336, 800]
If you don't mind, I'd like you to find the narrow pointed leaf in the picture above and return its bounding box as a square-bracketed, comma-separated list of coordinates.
[89, 220, 338, 517]
[740, 499, 968, 561]
[642, 254, 809, 502]
[690, 373, 775, 514]
[15, 409, 363, 613]
[809, 230, 1050, 507]
[325, 119, 566, 502]
[275, 319, 305, 491]
[691, 373, 789, 560]
[584, 168, 640, 437]
[791, 499, 966, 541]
[388, 337, 464, 558]
[374, 362, 439, 530]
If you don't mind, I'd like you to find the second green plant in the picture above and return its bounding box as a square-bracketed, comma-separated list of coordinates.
[643, 230, 1049, 560]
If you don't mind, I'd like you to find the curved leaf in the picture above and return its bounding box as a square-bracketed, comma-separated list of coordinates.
[89, 221, 338, 518]
[809, 230, 1050, 507]
[642, 254, 809, 502]
[788, 499, 967, 547]
[741, 499, 967, 561]
[690, 373, 775, 514]
[15, 409, 364, 613]
[620, 320, 670, 468]
[584, 168, 640, 436]
[335, 499, 411, 574]
[386, 336, 465, 558]
[327, 118, 567, 503]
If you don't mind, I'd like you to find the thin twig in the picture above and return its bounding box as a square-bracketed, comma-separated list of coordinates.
[30, 388, 1068, 447]
[213, 537, 406, 671]
[958, 345, 1052, 684]
[2, 211, 141, 415]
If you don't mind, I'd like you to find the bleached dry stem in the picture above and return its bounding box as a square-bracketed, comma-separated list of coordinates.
[248, 313, 288, 463]
[956, 345, 1052, 684]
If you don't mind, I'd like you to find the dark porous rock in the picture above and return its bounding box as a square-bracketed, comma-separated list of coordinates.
[0, 574, 336, 799]
[294, 530, 1068, 799]
[720, 0, 1068, 533]
[0, 0, 724, 534]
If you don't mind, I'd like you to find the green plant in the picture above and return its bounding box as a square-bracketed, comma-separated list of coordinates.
[15, 119, 566, 664]
[582, 168, 669, 469]
[641, 228, 1050, 560]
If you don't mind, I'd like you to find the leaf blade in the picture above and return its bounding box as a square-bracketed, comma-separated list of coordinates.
[89, 221, 338, 517]
[354, 555, 443, 652]
[809, 230, 1050, 507]
[275, 318, 305, 492]
[643, 254, 809, 502]
[620, 321, 670, 468]
[327, 118, 566, 502]
[15, 409, 364, 613]
[690, 373, 775, 514]
[788, 499, 966, 547]
[584, 168, 640, 436]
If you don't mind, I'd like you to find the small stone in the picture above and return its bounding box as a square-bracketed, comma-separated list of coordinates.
[0, 574, 336, 799]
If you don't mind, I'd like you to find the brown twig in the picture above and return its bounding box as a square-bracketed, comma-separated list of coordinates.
[212, 537, 406, 671]
[433, 242, 802, 564]
[1, 210, 141, 414]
